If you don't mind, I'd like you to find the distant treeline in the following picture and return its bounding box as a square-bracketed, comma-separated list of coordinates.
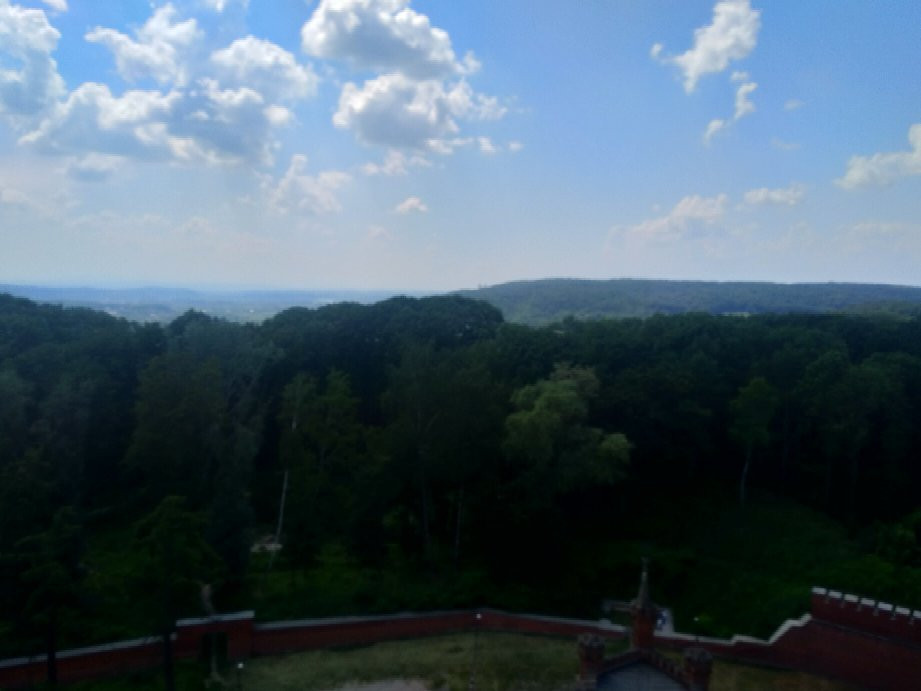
[3, 291, 921, 669]
[457, 278, 921, 324]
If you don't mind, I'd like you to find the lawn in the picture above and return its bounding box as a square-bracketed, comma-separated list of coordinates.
[69, 633, 856, 691]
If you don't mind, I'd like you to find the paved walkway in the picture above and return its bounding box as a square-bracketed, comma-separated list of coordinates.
[326, 681, 429, 691]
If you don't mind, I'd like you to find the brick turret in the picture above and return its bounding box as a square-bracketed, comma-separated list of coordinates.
[577, 634, 605, 680]
[683, 647, 713, 691]
[630, 558, 657, 649]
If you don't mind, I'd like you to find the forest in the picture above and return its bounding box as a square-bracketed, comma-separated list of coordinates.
[458, 278, 921, 324]
[2, 290, 921, 681]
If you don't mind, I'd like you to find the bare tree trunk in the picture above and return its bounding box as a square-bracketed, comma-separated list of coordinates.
[418, 448, 431, 555]
[739, 444, 752, 507]
[45, 609, 58, 686]
[453, 485, 465, 565]
[162, 626, 175, 691]
[268, 468, 288, 571]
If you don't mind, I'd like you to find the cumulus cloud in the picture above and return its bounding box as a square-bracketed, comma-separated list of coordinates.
[262, 154, 351, 215]
[211, 36, 318, 102]
[704, 118, 726, 142]
[733, 79, 756, 119]
[0, 0, 66, 124]
[784, 99, 803, 111]
[744, 183, 805, 206]
[305, 0, 505, 153]
[837, 123, 921, 189]
[1, 184, 33, 208]
[301, 0, 474, 79]
[394, 195, 427, 213]
[361, 149, 430, 175]
[654, 0, 760, 93]
[41, 0, 66, 12]
[65, 153, 123, 182]
[20, 2, 322, 168]
[20, 82, 182, 158]
[771, 137, 799, 151]
[704, 76, 757, 143]
[334, 73, 503, 150]
[625, 194, 728, 240]
[21, 76, 294, 165]
[85, 4, 201, 85]
[202, 0, 247, 12]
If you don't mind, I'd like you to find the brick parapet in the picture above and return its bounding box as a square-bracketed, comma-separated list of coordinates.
[3, 591, 921, 690]
[810, 587, 921, 645]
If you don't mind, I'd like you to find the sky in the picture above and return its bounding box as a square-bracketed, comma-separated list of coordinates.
[1, 0, 920, 291]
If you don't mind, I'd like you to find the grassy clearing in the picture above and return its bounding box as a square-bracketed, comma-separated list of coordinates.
[241, 633, 577, 691]
[59, 634, 856, 691]
[237, 634, 854, 691]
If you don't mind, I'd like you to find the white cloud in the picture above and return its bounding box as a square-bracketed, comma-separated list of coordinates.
[744, 183, 806, 206]
[784, 99, 803, 111]
[0, 0, 66, 124]
[655, 0, 760, 93]
[625, 194, 728, 240]
[704, 77, 756, 142]
[65, 153, 123, 182]
[41, 0, 66, 12]
[21, 75, 294, 165]
[704, 118, 726, 142]
[20, 82, 182, 157]
[837, 123, 921, 189]
[394, 195, 427, 213]
[202, 0, 247, 12]
[85, 4, 201, 85]
[1, 185, 33, 207]
[301, 0, 473, 79]
[366, 224, 391, 241]
[334, 73, 503, 150]
[361, 149, 430, 175]
[507, 140, 523, 152]
[211, 36, 318, 102]
[734, 80, 756, 119]
[263, 154, 351, 215]
[475, 136, 496, 155]
[771, 137, 799, 151]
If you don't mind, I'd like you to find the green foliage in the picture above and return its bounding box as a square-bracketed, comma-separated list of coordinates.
[459, 278, 921, 324]
[504, 363, 629, 503]
[133, 496, 223, 626]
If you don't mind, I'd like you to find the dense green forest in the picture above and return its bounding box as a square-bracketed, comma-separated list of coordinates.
[458, 278, 921, 324]
[3, 290, 921, 682]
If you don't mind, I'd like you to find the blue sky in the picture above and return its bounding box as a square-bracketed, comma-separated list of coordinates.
[1, 0, 920, 290]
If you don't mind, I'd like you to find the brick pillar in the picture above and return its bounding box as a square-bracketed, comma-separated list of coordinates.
[577, 634, 605, 682]
[683, 647, 713, 691]
[630, 557, 657, 650]
[631, 608, 656, 649]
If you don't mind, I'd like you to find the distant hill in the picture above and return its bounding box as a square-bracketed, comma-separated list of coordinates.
[455, 279, 921, 324]
[0, 285, 412, 323]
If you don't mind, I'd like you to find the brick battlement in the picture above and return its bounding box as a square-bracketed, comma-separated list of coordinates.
[810, 587, 921, 645]
[3, 591, 921, 690]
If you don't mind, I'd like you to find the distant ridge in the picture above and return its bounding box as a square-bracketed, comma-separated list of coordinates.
[455, 278, 921, 324]
[0, 285, 410, 323]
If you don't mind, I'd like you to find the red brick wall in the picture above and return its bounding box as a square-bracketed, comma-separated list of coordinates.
[3, 591, 921, 690]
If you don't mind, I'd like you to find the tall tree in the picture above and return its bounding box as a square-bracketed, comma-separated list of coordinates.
[133, 496, 221, 691]
[504, 363, 631, 514]
[16, 507, 86, 686]
[277, 369, 365, 563]
[729, 376, 778, 507]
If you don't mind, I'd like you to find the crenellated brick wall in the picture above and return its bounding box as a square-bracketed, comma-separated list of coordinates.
[2, 587, 920, 690]
[809, 587, 921, 644]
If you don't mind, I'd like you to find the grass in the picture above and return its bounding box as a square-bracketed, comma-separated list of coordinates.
[52, 633, 857, 690]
